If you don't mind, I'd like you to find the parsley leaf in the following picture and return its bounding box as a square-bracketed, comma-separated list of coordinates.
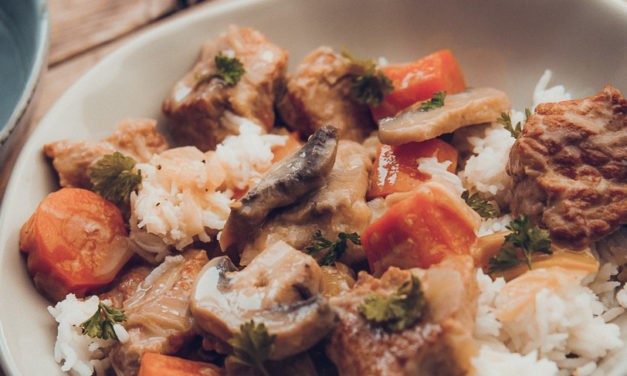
[306, 231, 361, 266]
[358, 274, 426, 332]
[227, 320, 275, 376]
[488, 215, 552, 273]
[342, 49, 393, 106]
[80, 302, 126, 340]
[419, 91, 447, 111]
[462, 190, 497, 218]
[197, 53, 246, 87]
[497, 108, 531, 138]
[88, 152, 142, 205]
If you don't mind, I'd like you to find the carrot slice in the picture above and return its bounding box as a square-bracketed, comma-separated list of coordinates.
[19, 188, 132, 301]
[368, 138, 458, 199]
[138, 353, 223, 376]
[370, 49, 466, 120]
[362, 182, 479, 275]
[271, 131, 303, 163]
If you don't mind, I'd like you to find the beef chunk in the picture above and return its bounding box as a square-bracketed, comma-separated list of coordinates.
[44, 119, 168, 188]
[326, 257, 478, 375]
[508, 86, 627, 247]
[277, 47, 376, 142]
[162, 26, 288, 151]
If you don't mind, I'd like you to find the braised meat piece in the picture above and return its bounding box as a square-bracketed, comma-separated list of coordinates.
[109, 249, 208, 376]
[44, 119, 168, 188]
[326, 256, 478, 375]
[508, 86, 627, 247]
[277, 47, 376, 142]
[163, 26, 288, 151]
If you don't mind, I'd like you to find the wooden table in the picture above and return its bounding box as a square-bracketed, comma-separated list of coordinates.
[33, 0, 221, 126]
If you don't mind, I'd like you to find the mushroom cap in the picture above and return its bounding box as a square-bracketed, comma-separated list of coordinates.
[219, 125, 338, 253]
[190, 241, 336, 359]
[379, 87, 511, 145]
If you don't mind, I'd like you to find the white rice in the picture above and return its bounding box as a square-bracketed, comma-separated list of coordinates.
[130, 113, 287, 257]
[472, 347, 559, 376]
[468, 71, 625, 376]
[472, 267, 624, 376]
[532, 70, 572, 108]
[48, 295, 129, 376]
[477, 214, 513, 236]
[417, 157, 464, 195]
[460, 124, 515, 197]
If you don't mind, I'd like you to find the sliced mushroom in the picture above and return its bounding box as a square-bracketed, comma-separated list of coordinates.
[378, 87, 511, 145]
[220, 125, 338, 252]
[191, 241, 336, 360]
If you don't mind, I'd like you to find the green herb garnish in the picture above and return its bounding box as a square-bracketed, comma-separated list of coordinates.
[197, 53, 245, 87]
[306, 230, 361, 266]
[88, 152, 142, 205]
[488, 215, 552, 273]
[497, 108, 531, 138]
[80, 302, 126, 340]
[358, 274, 426, 332]
[462, 190, 497, 218]
[342, 49, 393, 106]
[419, 91, 446, 111]
[227, 320, 275, 376]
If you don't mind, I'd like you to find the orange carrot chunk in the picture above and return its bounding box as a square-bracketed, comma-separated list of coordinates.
[370, 49, 466, 121]
[271, 131, 303, 163]
[362, 183, 479, 276]
[138, 353, 223, 376]
[19, 188, 133, 301]
[368, 138, 458, 199]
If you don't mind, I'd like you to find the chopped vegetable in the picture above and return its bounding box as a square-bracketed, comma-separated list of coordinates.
[368, 138, 458, 199]
[270, 131, 303, 164]
[461, 190, 497, 218]
[488, 215, 552, 273]
[494, 267, 590, 322]
[362, 182, 479, 276]
[473, 231, 598, 281]
[306, 231, 361, 266]
[370, 49, 466, 120]
[227, 320, 275, 376]
[80, 302, 126, 340]
[19, 188, 133, 301]
[342, 49, 393, 106]
[497, 108, 531, 138]
[358, 274, 426, 331]
[419, 91, 446, 111]
[138, 353, 222, 376]
[88, 152, 142, 205]
[214, 53, 246, 85]
[196, 53, 246, 87]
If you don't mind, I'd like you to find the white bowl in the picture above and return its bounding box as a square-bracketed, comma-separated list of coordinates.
[0, 0, 625, 375]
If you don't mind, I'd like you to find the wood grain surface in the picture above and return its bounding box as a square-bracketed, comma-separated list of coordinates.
[35, 0, 214, 126]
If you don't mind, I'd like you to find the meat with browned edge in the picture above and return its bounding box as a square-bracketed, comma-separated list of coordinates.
[508, 86, 627, 247]
[277, 47, 376, 142]
[44, 119, 168, 188]
[326, 256, 478, 375]
[163, 26, 288, 151]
